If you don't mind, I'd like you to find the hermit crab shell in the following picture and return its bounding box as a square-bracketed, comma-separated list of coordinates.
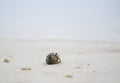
[46, 53, 61, 65]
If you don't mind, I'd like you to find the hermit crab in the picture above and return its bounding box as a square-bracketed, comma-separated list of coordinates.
[46, 53, 61, 65]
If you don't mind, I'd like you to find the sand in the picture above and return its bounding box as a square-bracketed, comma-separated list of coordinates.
[0, 39, 120, 83]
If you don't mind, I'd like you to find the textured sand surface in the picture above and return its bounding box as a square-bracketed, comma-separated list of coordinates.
[0, 40, 120, 83]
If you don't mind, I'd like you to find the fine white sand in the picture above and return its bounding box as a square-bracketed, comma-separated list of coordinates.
[0, 39, 120, 83]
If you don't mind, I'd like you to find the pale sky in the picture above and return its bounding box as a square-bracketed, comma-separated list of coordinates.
[0, 0, 120, 41]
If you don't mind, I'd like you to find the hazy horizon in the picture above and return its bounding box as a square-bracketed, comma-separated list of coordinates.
[0, 0, 120, 42]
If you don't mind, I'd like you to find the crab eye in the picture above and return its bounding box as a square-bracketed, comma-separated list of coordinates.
[55, 53, 57, 55]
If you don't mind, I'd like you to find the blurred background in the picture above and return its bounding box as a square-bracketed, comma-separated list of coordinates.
[0, 0, 120, 42]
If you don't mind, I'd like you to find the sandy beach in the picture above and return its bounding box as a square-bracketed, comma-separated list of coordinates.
[0, 39, 120, 83]
[1, 0, 120, 83]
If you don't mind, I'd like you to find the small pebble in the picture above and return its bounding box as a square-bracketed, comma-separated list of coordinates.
[87, 64, 90, 66]
[3, 58, 10, 63]
[21, 67, 31, 70]
[93, 70, 96, 72]
[76, 66, 82, 69]
[65, 74, 73, 78]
